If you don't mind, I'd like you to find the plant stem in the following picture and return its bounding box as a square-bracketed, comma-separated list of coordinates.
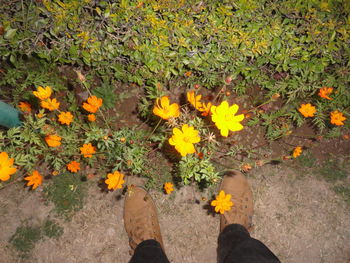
[147, 119, 162, 140]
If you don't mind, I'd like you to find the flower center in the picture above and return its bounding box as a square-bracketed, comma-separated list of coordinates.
[183, 136, 190, 143]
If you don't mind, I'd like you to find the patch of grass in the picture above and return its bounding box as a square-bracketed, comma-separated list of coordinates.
[318, 159, 347, 182]
[9, 225, 42, 257]
[43, 220, 64, 239]
[297, 151, 316, 168]
[333, 185, 350, 205]
[44, 173, 86, 219]
[9, 219, 64, 257]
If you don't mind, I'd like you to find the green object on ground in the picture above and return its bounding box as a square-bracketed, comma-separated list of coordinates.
[0, 101, 22, 128]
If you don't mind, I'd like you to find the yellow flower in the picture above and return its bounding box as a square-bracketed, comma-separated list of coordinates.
[82, 96, 103, 113]
[298, 103, 316, 117]
[87, 114, 96, 122]
[80, 143, 96, 158]
[0, 152, 17, 182]
[58, 111, 73, 125]
[211, 190, 234, 214]
[18, 102, 32, 113]
[67, 161, 80, 173]
[33, 86, 52, 100]
[330, 110, 346, 126]
[41, 98, 60, 111]
[169, 124, 200, 157]
[211, 101, 244, 137]
[164, 182, 174, 194]
[24, 170, 43, 190]
[318, 87, 333, 100]
[293, 146, 302, 158]
[45, 135, 62, 147]
[153, 96, 180, 120]
[105, 171, 125, 190]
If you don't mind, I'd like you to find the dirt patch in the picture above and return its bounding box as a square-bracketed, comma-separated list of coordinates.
[1, 163, 349, 263]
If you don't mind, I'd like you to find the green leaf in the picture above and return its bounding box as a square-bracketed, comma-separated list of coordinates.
[4, 28, 17, 40]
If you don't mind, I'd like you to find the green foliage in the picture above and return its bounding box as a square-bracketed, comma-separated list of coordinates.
[297, 151, 316, 168]
[9, 220, 64, 257]
[177, 155, 219, 185]
[43, 220, 64, 239]
[91, 78, 118, 109]
[44, 173, 86, 219]
[9, 225, 42, 257]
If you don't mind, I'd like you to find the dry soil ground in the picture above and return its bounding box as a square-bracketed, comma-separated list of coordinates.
[1, 161, 349, 263]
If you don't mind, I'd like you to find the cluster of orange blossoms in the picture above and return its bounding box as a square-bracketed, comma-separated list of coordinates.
[6, 87, 111, 190]
[83, 95, 103, 122]
[153, 90, 245, 157]
[298, 87, 346, 126]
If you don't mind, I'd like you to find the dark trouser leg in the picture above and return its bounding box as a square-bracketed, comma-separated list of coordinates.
[218, 224, 281, 263]
[130, 239, 170, 263]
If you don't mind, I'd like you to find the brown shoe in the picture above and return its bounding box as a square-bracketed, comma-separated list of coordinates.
[123, 185, 164, 252]
[219, 171, 254, 232]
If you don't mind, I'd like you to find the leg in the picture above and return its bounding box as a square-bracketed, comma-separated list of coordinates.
[130, 240, 170, 263]
[218, 224, 280, 263]
[124, 186, 170, 263]
[216, 171, 280, 263]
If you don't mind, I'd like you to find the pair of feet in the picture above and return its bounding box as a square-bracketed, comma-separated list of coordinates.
[123, 171, 254, 252]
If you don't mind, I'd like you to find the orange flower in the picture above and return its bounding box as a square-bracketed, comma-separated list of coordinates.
[241, 163, 252, 172]
[153, 96, 180, 120]
[36, 113, 44, 118]
[187, 91, 212, 116]
[184, 71, 192, 77]
[58, 111, 73, 125]
[82, 96, 103, 113]
[298, 103, 316, 117]
[45, 135, 62, 147]
[41, 98, 60, 111]
[80, 143, 96, 158]
[211, 190, 234, 214]
[87, 114, 96, 122]
[293, 146, 302, 158]
[67, 161, 80, 173]
[33, 86, 52, 100]
[0, 152, 17, 182]
[52, 170, 59, 176]
[318, 87, 333, 100]
[330, 110, 346, 126]
[164, 182, 174, 194]
[187, 90, 203, 110]
[24, 170, 43, 190]
[200, 102, 212, 116]
[105, 171, 125, 190]
[18, 102, 32, 113]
